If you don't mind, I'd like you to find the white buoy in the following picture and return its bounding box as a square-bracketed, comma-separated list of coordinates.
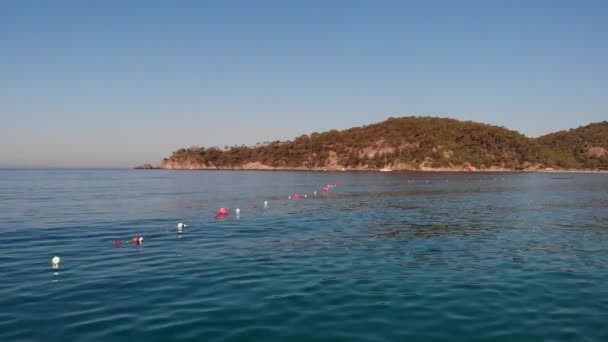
[51, 256, 60, 268]
[313, 191, 317, 196]
[304, 194, 307, 198]
[177, 222, 187, 229]
[288, 195, 292, 200]
[236, 208, 240, 214]
[264, 200, 268, 208]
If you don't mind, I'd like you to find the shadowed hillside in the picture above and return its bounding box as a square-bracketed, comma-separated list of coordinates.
[157, 117, 607, 171]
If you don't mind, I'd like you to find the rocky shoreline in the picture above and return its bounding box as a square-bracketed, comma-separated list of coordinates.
[135, 163, 607, 173]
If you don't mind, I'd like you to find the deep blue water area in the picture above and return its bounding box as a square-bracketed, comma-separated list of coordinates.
[1, 170, 607, 341]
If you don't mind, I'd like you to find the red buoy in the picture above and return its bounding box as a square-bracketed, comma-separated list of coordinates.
[215, 207, 230, 218]
[131, 236, 143, 245]
[293, 193, 301, 200]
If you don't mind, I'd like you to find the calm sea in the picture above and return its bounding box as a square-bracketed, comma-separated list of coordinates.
[1, 169, 607, 341]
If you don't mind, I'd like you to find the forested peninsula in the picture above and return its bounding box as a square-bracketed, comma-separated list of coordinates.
[142, 117, 608, 172]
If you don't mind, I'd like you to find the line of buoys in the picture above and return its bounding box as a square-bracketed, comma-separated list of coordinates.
[208, 180, 338, 220]
[60, 181, 342, 268]
[53, 176, 518, 269]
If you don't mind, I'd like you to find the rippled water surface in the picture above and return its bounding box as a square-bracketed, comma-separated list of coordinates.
[1, 170, 608, 341]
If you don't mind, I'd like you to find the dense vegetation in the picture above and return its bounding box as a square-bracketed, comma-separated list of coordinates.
[160, 117, 608, 171]
[537, 122, 608, 169]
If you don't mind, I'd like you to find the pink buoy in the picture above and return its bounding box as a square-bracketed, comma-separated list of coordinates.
[252, 203, 257, 209]
[293, 193, 301, 200]
[215, 207, 230, 218]
[114, 240, 122, 247]
[131, 236, 143, 245]
[322, 187, 328, 192]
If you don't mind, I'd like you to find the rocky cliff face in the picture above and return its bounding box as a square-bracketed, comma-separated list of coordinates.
[160, 158, 209, 170]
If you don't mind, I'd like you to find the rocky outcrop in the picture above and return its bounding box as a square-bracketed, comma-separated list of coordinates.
[134, 164, 157, 169]
[586, 147, 607, 158]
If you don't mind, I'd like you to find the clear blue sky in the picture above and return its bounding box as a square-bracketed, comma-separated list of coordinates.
[1, 0, 606, 168]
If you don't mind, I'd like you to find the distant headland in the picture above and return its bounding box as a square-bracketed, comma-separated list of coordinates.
[138, 117, 608, 172]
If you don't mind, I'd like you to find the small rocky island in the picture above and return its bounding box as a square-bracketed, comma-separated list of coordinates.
[134, 164, 158, 170]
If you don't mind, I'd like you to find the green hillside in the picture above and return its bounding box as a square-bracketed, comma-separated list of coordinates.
[537, 122, 608, 169]
[160, 117, 608, 171]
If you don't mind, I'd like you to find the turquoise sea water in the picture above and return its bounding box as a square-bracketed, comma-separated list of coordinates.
[1, 170, 608, 341]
